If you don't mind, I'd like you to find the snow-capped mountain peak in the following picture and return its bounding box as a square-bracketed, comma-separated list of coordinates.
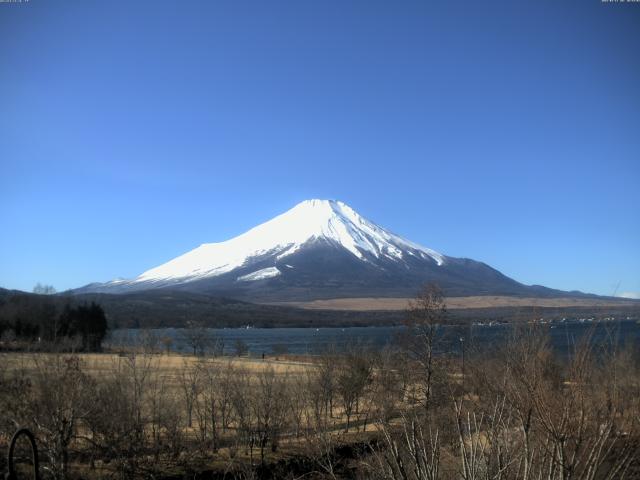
[75, 199, 549, 301]
[130, 199, 444, 286]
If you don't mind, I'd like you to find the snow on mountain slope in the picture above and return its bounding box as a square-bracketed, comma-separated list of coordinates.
[237, 267, 281, 282]
[130, 199, 444, 285]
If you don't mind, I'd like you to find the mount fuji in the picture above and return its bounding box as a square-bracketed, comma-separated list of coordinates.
[75, 199, 580, 301]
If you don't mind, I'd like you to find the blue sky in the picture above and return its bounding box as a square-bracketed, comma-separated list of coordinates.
[1, 0, 639, 297]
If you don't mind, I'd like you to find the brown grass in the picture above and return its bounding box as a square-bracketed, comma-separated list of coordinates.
[1, 352, 315, 377]
[266, 295, 639, 311]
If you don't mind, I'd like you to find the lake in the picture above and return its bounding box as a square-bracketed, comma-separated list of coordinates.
[107, 318, 640, 357]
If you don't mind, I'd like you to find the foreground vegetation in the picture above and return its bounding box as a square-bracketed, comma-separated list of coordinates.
[1, 331, 639, 479]
[0, 286, 638, 479]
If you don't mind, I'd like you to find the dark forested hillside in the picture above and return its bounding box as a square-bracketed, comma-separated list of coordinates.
[1, 287, 638, 331]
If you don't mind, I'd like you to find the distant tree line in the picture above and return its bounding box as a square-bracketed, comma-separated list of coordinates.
[0, 292, 108, 351]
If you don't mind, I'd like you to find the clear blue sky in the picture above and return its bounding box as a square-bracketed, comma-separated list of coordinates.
[1, 1, 639, 297]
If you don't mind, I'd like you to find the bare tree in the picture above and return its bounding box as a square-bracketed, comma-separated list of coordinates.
[194, 358, 233, 452]
[179, 360, 200, 428]
[161, 335, 174, 354]
[33, 283, 57, 295]
[367, 413, 441, 480]
[30, 355, 94, 479]
[252, 367, 289, 463]
[230, 368, 256, 462]
[314, 347, 337, 421]
[181, 321, 216, 356]
[139, 328, 160, 354]
[234, 339, 249, 357]
[335, 344, 373, 432]
[218, 360, 236, 433]
[287, 371, 309, 438]
[301, 375, 343, 480]
[84, 354, 155, 478]
[372, 346, 406, 423]
[404, 283, 447, 413]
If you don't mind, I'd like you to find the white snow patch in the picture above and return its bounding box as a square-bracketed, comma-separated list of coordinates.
[237, 267, 281, 282]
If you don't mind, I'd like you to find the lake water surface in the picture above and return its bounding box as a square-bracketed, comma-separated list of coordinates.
[108, 319, 640, 357]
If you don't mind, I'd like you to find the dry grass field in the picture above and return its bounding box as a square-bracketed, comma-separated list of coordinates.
[268, 295, 640, 311]
[1, 351, 315, 377]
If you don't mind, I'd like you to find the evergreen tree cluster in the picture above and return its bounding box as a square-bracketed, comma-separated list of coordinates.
[57, 302, 109, 351]
[0, 293, 108, 351]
